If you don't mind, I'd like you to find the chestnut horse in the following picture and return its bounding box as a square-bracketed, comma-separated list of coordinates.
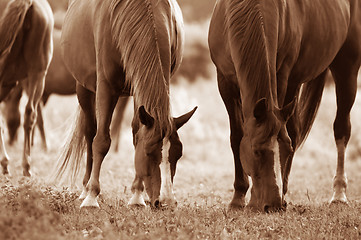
[209, 0, 361, 211]
[0, 0, 53, 176]
[56, 0, 197, 208]
[2, 28, 129, 151]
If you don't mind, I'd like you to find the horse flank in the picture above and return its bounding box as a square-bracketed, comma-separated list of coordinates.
[110, 0, 173, 137]
[0, 0, 33, 56]
[226, 0, 274, 109]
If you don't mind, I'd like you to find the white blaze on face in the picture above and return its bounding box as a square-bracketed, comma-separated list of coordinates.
[273, 138, 283, 200]
[160, 139, 176, 204]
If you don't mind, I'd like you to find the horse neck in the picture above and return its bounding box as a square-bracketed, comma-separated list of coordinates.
[111, 0, 175, 137]
[226, 0, 276, 118]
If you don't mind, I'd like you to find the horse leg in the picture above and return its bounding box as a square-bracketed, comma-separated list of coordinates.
[110, 96, 129, 152]
[329, 46, 360, 203]
[128, 176, 146, 206]
[34, 101, 48, 151]
[217, 70, 248, 208]
[0, 120, 10, 175]
[22, 73, 45, 176]
[3, 84, 22, 145]
[76, 84, 96, 201]
[80, 79, 118, 208]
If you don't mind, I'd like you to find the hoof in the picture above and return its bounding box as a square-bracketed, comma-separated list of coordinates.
[128, 191, 146, 207]
[330, 191, 348, 205]
[23, 169, 31, 177]
[80, 195, 100, 208]
[159, 197, 178, 209]
[79, 189, 88, 200]
[229, 197, 246, 209]
[1, 157, 9, 175]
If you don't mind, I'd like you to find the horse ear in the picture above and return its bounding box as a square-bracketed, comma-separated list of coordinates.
[254, 98, 268, 123]
[174, 106, 198, 130]
[281, 97, 297, 122]
[139, 106, 154, 128]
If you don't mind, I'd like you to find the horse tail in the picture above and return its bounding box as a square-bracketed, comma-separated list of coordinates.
[110, 0, 176, 137]
[0, 0, 33, 56]
[52, 107, 86, 185]
[295, 74, 326, 148]
[226, 0, 273, 102]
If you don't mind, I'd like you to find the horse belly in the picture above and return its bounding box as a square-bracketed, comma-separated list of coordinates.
[61, 0, 97, 92]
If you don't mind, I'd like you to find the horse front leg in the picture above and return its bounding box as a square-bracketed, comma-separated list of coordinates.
[22, 72, 45, 176]
[80, 79, 118, 208]
[217, 70, 249, 208]
[76, 84, 96, 201]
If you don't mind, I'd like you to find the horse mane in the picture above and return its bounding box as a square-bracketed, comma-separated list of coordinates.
[109, 0, 173, 137]
[226, 0, 274, 110]
[0, 0, 33, 56]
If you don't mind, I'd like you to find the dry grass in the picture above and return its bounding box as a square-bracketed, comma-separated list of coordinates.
[1, 78, 361, 239]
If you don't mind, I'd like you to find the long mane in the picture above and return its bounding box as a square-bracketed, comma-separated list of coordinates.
[226, 0, 274, 110]
[110, 0, 173, 137]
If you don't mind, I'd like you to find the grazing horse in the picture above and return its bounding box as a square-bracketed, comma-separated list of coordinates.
[56, 0, 197, 208]
[0, 0, 53, 176]
[209, 0, 361, 212]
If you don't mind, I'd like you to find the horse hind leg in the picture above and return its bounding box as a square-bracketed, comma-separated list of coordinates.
[34, 101, 48, 151]
[329, 51, 360, 204]
[217, 70, 249, 208]
[22, 72, 46, 177]
[110, 96, 129, 152]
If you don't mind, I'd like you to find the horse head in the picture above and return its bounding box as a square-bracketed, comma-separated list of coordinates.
[132, 105, 197, 207]
[240, 98, 295, 212]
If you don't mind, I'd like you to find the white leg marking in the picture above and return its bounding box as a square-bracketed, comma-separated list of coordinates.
[330, 138, 348, 203]
[128, 190, 146, 206]
[273, 139, 283, 200]
[160, 140, 177, 206]
[80, 194, 99, 208]
[79, 187, 88, 200]
[0, 120, 10, 175]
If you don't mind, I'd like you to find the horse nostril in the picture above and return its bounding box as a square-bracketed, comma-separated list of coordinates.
[153, 199, 160, 208]
[264, 205, 270, 213]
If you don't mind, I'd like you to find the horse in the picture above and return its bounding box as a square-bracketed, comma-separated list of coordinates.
[209, 0, 361, 212]
[2, 15, 129, 152]
[56, 0, 197, 208]
[0, 0, 53, 176]
[2, 28, 72, 150]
